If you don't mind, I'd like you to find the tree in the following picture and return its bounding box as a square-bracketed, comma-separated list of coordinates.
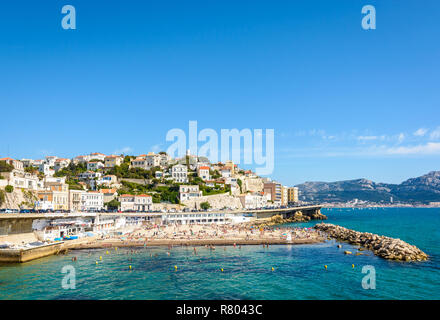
[0, 190, 5, 206]
[200, 202, 211, 210]
[5, 185, 14, 193]
[237, 178, 243, 193]
[0, 161, 14, 173]
[106, 199, 120, 210]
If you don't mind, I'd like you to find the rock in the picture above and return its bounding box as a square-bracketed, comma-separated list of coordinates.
[314, 223, 428, 262]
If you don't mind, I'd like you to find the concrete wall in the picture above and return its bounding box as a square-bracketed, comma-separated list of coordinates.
[0, 218, 34, 235]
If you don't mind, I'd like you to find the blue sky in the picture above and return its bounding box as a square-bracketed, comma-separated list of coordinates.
[1, 0, 439, 185]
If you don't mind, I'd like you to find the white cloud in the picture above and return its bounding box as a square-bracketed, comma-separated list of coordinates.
[385, 142, 440, 155]
[429, 127, 440, 140]
[357, 135, 378, 141]
[113, 146, 133, 155]
[397, 133, 405, 143]
[413, 128, 428, 137]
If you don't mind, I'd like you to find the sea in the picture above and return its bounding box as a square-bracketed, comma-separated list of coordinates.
[0, 208, 439, 300]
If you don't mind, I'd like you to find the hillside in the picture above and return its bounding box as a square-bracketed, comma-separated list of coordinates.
[295, 171, 440, 204]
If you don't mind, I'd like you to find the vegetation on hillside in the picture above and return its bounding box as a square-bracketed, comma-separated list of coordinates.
[0, 161, 14, 172]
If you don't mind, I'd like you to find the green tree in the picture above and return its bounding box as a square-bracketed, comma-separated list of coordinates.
[237, 178, 243, 193]
[106, 199, 120, 210]
[5, 185, 14, 193]
[200, 202, 211, 210]
[0, 161, 14, 173]
[0, 190, 5, 206]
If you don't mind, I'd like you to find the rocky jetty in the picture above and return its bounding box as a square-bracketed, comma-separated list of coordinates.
[251, 210, 327, 228]
[314, 223, 428, 262]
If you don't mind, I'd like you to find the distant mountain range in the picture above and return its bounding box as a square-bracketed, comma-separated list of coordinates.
[295, 171, 440, 204]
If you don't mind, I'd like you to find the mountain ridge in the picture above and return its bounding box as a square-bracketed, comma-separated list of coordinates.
[295, 171, 440, 204]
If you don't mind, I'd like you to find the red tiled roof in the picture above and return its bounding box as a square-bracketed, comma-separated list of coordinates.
[198, 166, 210, 170]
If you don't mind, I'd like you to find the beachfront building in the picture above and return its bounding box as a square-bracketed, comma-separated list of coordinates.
[69, 189, 84, 212]
[197, 166, 210, 181]
[99, 188, 118, 204]
[171, 164, 188, 183]
[239, 192, 269, 209]
[288, 187, 299, 204]
[80, 191, 104, 212]
[162, 212, 227, 225]
[37, 189, 69, 211]
[119, 194, 153, 212]
[179, 185, 202, 202]
[263, 181, 283, 206]
[104, 155, 123, 168]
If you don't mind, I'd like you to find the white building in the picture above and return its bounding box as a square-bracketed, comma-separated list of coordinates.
[197, 166, 210, 181]
[78, 171, 102, 180]
[0, 157, 24, 171]
[239, 192, 269, 209]
[179, 185, 203, 202]
[80, 191, 104, 212]
[104, 155, 123, 168]
[130, 157, 150, 170]
[221, 168, 232, 178]
[146, 152, 161, 168]
[54, 158, 71, 172]
[119, 194, 153, 212]
[87, 161, 104, 171]
[171, 164, 188, 183]
[160, 153, 171, 167]
[89, 152, 106, 162]
[162, 212, 227, 225]
[39, 163, 54, 177]
[45, 156, 58, 167]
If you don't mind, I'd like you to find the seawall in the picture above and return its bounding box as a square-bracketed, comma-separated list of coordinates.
[314, 223, 428, 262]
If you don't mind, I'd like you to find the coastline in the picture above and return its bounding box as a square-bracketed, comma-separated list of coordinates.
[70, 238, 323, 250]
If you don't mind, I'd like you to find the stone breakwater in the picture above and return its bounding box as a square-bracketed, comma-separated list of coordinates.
[314, 223, 428, 262]
[251, 211, 327, 228]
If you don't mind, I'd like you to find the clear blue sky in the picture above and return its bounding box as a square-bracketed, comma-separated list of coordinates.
[1, 0, 439, 185]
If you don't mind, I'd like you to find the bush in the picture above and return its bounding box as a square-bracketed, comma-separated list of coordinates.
[106, 199, 120, 210]
[200, 202, 211, 210]
[0, 190, 5, 206]
[0, 161, 14, 173]
[5, 185, 14, 193]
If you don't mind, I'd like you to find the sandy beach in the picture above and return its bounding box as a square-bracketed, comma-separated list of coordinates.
[71, 223, 325, 249]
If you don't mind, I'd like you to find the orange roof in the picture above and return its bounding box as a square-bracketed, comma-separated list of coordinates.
[0, 157, 14, 161]
[100, 188, 117, 194]
[120, 194, 134, 197]
[137, 194, 152, 197]
[198, 166, 210, 170]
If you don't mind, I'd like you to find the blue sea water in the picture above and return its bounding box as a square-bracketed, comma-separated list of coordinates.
[0, 208, 439, 300]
